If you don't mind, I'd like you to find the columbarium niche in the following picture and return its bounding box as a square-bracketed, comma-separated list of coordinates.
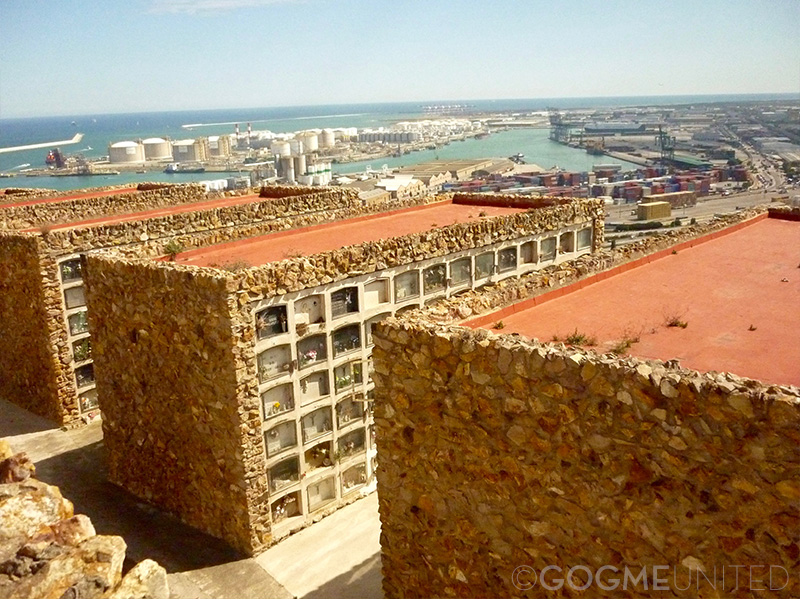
[269, 456, 300, 493]
[497, 247, 517, 272]
[297, 335, 327, 368]
[258, 345, 292, 382]
[262, 384, 295, 418]
[336, 396, 365, 427]
[256, 305, 288, 339]
[331, 287, 359, 318]
[541, 236, 557, 260]
[332, 324, 361, 358]
[302, 407, 333, 443]
[394, 270, 419, 302]
[265, 421, 297, 457]
[475, 252, 494, 279]
[299, 371, 329, 405]
[450, 257, 471, 285]
[341, 463, 367, 495]
[334, 362, 362, 393]
[423, 264, 447, 295]
[307, 476, 335, 512]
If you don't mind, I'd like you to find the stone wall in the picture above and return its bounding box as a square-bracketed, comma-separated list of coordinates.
[452, 192, 577, 209]
[0, 183, 207, 229]
[372, 318, 800, 598]
[0, 440, 168, 598]
[0, 233, 68, 423]
[83, 196, 602, 553]
[83, 260, 269, 555]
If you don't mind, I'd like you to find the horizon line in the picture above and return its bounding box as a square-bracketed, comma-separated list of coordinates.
[3, 91, 798, 120]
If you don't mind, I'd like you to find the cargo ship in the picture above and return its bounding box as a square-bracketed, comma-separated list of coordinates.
[164, 162, 205, 174]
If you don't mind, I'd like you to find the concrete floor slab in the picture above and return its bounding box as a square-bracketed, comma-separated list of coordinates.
[1, 397, 383, 599]
[256, 493, 382, 599]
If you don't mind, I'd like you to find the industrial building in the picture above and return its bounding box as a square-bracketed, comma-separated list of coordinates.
[84, 193, 605, 555]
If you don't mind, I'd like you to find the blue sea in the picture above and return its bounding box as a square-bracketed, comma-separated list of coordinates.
[1, 94, 795, 191]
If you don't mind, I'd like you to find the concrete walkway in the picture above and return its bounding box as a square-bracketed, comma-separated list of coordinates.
[1, 398, 383, 598]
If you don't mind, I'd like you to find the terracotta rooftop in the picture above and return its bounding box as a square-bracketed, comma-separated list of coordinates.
[2, 186, 139, 209]
[32, 193, 261, 232]
[465, 214, 800, 387]
[175, 200, 525, 267]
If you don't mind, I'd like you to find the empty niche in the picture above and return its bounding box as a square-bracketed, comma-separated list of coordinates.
[521, 240, 538, 264]
[363, 280, 389, 310]
[560, 231, 575, 253]
[295, 295, 324, 327]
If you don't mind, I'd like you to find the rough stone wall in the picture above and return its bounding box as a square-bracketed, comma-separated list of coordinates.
[0, 233, 68, 423]
[372, 318, 800, 598]
[0, 183, 207, 229]
[0, 440, 168, 598]
[413, 207, 769, 325]
[82, 196, 602, 554]
[84, 258, 269, 555]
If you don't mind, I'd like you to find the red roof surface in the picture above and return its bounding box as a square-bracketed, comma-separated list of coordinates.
[2, 187, 139, 209]
[175, 200, 525, 267]
[467, 215, 800, 387]
[34, 193, 261, 232]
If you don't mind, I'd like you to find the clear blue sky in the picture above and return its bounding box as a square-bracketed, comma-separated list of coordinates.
[1, 0, 798, 117]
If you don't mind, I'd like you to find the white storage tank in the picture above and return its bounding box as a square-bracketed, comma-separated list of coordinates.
[320, 129, 335, 148]
[293, 154, 307, 177]
[288, 138, 304, 155]
[280, 156, 295, 183]
[142, 137, 172, 160]
[271, 140, 291, 157]
[298, 132, 319, 152]
[172, 139, 204, 162]
[108, 140, 145, 163]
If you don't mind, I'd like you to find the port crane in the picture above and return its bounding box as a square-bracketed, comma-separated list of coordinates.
[655, 125, 675, 164]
